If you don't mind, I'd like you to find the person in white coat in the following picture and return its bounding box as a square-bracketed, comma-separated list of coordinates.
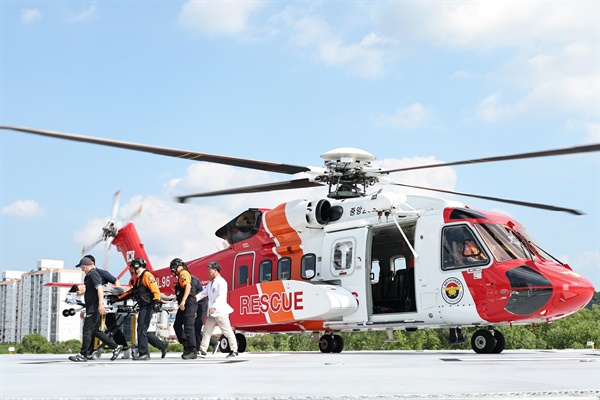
[198, 262, 238, 358]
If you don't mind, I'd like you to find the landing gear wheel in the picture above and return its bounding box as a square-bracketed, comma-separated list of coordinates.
[492, 330, 505, 354]
[332, 334, 344, 353]
[69, 308, 76, 316]
[318, 335, 334, 353]
[219, 335, 231, 353]
[235, 333, 247, 353]
[471, 329, 497, 354]
[62, 309, 70, 317]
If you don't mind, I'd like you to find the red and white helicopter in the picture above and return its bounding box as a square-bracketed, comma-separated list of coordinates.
[2, 126, 597, 354]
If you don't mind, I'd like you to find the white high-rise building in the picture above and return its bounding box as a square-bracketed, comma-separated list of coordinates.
[0, 259, 83, 343]
[0, 272, 22, 343]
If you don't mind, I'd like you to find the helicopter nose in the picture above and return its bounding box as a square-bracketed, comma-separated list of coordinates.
[503, 265, 594, 319]
[549, 270, 595, 314]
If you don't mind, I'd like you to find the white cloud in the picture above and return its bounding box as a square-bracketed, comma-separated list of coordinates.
[375, 102, 432, 128]
[475, 93, 524, 122]
[318, 32, 396, 78]
[274, 6, 397, 78]
[377, 2, 598, 121]
[284, 13, 329, 47]
[2, 200, 44, 218]
[67, 3, 97, 22]
[177, 1, 263, 36]
[382, 2, 597, 50]
[372, 156, 458, 200]
[21, 9, 42, 24]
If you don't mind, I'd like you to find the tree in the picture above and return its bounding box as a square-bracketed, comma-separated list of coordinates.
[54, 339, 82, 354]
[19, 334, 54, 354]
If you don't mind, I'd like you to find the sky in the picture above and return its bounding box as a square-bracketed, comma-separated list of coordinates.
[1, 1, 599, 290]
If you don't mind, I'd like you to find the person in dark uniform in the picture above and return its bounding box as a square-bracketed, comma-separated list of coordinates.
[68, 257, 123, 362]
[170, 258, 198, 360]
[82, 254, 131, 359]
[114, 258, 168, 361]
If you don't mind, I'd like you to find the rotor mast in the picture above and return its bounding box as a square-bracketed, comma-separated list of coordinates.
[317, 148, 382, 199]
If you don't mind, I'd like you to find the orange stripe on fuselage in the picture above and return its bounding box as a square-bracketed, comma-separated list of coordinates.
[260, 281, 295, 323]
[264, 203, 304, 280]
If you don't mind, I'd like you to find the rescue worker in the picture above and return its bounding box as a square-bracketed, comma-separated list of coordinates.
[68, 257, 123, 362]
[170, 258, 198, 360]
[113, 257, 168, 360]
[82, 254, 131, 360]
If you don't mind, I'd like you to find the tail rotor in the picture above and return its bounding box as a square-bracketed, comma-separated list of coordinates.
[81, 190, 142, 270]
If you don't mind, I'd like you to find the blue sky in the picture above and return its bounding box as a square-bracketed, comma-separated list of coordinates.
[1, 1, 598, 289]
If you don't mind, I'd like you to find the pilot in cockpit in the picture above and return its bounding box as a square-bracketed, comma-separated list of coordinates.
[462, 239, 488, 263]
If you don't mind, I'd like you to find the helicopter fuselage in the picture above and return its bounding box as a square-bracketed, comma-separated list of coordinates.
[116, 190, 594, 353]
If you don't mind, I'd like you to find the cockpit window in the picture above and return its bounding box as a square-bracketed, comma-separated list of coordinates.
[215, 209, 262, 245]
[514, 227, 558, 262]
[474, 224, 528, 262]
[441, 225, 489, 270]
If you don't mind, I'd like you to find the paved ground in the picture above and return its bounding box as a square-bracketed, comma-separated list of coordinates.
[1, 349, 599, 399]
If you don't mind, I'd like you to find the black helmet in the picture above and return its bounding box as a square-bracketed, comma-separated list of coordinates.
[130, 257, 146, 271]
[170, 258, 185, 274]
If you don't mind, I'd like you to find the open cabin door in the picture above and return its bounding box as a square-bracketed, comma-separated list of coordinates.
[322, 227, 369, 324]
[368, 222, 417, 317]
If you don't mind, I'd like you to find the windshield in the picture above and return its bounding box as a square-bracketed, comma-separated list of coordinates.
[514, 227, 560, 263]
[474, 223, 528, 262]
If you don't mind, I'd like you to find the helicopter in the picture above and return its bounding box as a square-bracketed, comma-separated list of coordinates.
[1, 125, 597, 354]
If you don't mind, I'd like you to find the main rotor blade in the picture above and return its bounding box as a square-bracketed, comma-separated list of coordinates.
[176, 178, 324, 203]
[390, 182, 584, 215]
[380, 143, 600, 174]
[1, 126, 309, 175]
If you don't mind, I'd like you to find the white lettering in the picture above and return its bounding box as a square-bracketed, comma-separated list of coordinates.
[239, 291, 304, 315]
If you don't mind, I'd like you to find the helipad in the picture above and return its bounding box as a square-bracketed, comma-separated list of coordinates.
[1, 349, 599, 399]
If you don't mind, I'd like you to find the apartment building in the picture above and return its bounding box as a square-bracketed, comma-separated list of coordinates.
[0, 260, 83, 343]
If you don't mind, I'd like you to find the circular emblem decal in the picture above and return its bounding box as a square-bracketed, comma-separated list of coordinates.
[441, 277, 464, 304]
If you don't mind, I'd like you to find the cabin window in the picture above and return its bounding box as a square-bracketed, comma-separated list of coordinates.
[441, 225, 490, 270]
[259, 260, 272, 282]
[370, 259, 380, 284]
[332, 240, 354, 275]
[393, 257, 407, 272]
[301, 253, 316, 279]
[278, 257, 291, 280]
[237, 265, 248, 285]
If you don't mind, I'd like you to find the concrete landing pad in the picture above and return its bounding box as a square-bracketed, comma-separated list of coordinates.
[1, 349, 599, 399]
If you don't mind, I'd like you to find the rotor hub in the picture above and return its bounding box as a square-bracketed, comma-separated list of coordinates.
[317, 148, 382, 199]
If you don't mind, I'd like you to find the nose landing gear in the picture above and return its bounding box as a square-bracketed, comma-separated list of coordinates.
[448, 327, 467, 345]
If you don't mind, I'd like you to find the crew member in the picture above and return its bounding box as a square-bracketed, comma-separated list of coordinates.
[82, 254, 131, 359]
[170, 258, 198, 360]
[197, 262, 238, 358]
[68, 257, 123, 362]
[462, 239, 488, 263]
[114, 258, 168, 361]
